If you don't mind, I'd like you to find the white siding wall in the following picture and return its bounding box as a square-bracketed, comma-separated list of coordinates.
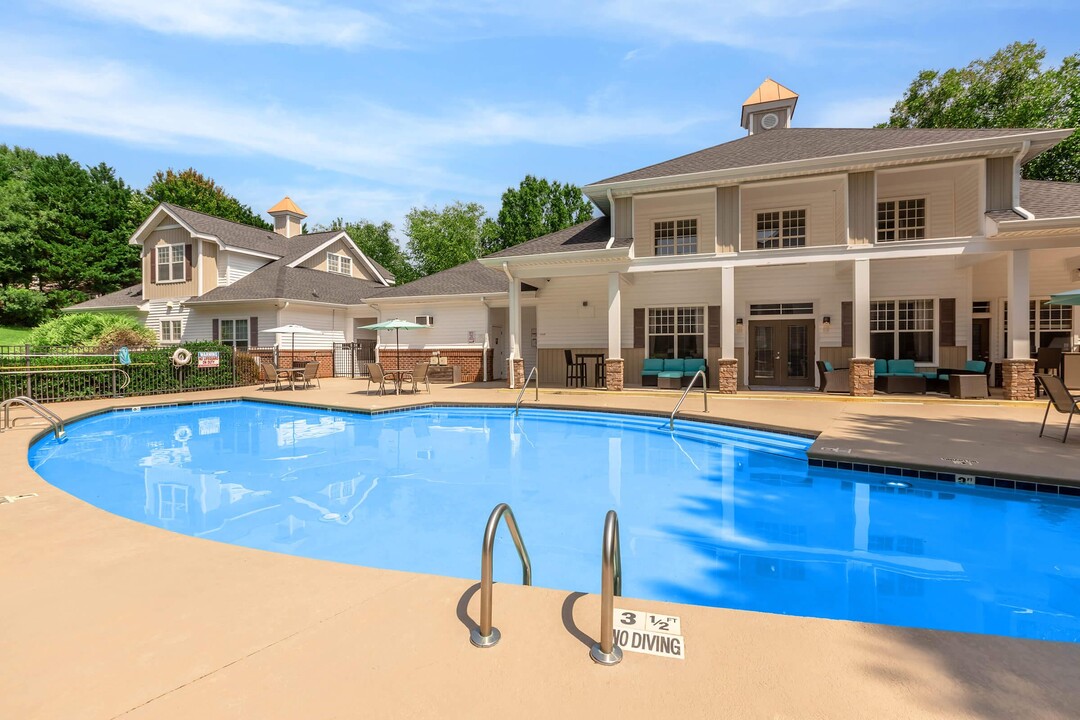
[145, 299, 191, 344]
[876, 162, 982, 239]
[620, 270, 725, 347]
[217, 250, 229, 286]
[870, 257, 973, 352]
[374, 300, 489, 349]
[276, 305, 348, 349]
[183, 303, 280, 346]
[226, 253, 268, 286]
[534, 276, 608, 347]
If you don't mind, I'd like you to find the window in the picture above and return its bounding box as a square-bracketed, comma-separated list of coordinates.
[160, 320, 182, 343]
[155, 244, 186, 283]
[653, 219, 698, 256]
[877, 199, 926, 242]
[1004, 299, 1074, 356]
[750, 302, 814, 316]
[327, 253, 352, 275]
[219, 318, 249, 349]
[648, 306, 704, 358]
[756, 209, 806, 249]
[870, 299, 934, 362]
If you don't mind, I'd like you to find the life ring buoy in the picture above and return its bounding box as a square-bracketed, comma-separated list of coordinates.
[174, 426, 192, 443]
[171, 348, 193, 366]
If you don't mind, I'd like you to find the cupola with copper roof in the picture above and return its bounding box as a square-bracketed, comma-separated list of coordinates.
[268, 196, 307, 238]
[741, 78, 798, 135]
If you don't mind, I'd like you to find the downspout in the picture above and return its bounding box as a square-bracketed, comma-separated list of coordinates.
[502, 262, 515, 388]
[481, 296, 489, 382]
[605, 189, 616, 249]
[1013, 141, 1035, 219]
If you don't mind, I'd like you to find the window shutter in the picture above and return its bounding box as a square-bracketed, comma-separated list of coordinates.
[212, 319, 219, 341]
[249, 316, 258, 347]
[184, 244, 193, 282]
[940, 298, 956, 347]
[707, 306, 722, 348]
[633, 308, 645, 349]
[149, 247, 157, 284]
[841, 302, 852, 348]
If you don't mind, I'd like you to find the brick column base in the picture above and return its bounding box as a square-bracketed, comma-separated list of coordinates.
[509, 358, 525, 389]
[605, 358, 624, 391]
[716, 358, 738, 394]
[850, 358, 875, 396]
[1002, 358, 1036, 400]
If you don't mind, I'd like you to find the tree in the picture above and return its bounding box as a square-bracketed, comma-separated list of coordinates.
[880, 41, 1080, 182]
[0, 145, 37, 287]
[483, 175, 595, 255]
[404, 202, 488, 277]
[312, 217, 418, 284]
[146, 168, 272, 229]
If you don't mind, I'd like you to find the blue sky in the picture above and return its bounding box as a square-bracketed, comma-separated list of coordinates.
[1, 1, 1075, 236]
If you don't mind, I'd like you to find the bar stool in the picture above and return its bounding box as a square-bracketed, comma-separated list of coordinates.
[564, 349, 587, 387]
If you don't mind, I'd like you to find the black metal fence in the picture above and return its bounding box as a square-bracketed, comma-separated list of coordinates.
[333, 341, 376, 377]
[0, 342, 260, 403]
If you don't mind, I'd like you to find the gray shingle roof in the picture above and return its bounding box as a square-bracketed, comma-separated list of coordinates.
[590, 128, 1052, 185]
[372, 261, 537, 299]
[67, 284, 144, 310]
[163, 203, 295, 256]
[1019, 179, 1080, 220]
[188, 261, 382, 305]
[484, 217, 618, 259]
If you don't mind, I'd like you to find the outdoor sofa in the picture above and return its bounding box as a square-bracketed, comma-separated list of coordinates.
[816, 360, 849, 393]
[873, 359, 934, 394]
[641, 358, 708, 388]
[927, 360, 991, 397]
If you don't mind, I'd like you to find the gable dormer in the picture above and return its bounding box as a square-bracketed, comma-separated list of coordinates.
[741, 79, 798, 135]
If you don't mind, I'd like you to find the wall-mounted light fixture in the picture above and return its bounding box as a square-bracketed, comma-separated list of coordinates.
[582, 300, 589, 307]
[822, 315, 832, 330]
[735, 317, 744, 328]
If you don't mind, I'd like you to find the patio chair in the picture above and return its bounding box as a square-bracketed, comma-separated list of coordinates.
[564, 349, 587, 387]
[260, 360, 294, 391]
[1036, 373, 1080, 443]
[366, 363, 390, 396]
[816, 360, 849, 393]
[298, 360, 321, 389]
[1035, 348, 1063, 397]
[402, 361, 431, 394]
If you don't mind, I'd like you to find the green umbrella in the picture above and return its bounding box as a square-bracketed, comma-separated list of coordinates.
[1046, 289, 1080, 306]
[358, 318, 428, 371]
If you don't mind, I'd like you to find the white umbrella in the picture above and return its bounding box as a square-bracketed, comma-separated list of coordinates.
[263, 323, 324, 366]
[358, 319, 428, 371]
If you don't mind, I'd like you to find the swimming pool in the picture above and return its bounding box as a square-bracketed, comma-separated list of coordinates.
[29, 399, 1080, 643]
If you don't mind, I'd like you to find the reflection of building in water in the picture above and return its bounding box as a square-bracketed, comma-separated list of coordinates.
[275, 416, 346, 447]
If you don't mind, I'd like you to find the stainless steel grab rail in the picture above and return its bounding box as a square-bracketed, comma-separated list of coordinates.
[513, 366, 539, 416]
[0, 396, 65, 440]
[669, 368, 708, 430]
[590, 509, 623, 665]
[471, 502, 532, 648]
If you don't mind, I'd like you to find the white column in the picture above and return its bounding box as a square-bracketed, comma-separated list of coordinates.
[853, 259, 871, 358]
[607, 272, 622, 360]
[721, 265, 735, 358]
[1007, 249, 1030, 359]
[508, 275, 521, 360]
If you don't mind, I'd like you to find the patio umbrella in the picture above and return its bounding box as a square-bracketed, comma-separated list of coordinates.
[358, 318, 428, 371]
[263, 324, 324, 365]
[1046, 289, 1080, 306]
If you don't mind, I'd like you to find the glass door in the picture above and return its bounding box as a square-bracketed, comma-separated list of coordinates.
[751, 322, 779, 384]
[749, 319, 815, 387]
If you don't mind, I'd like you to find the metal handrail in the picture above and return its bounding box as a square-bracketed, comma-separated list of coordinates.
[669, 368, 708, 430]
[0, 396, 65, 440]
[590, 509, 623, 665]
[513, 366, 539, 416]
[471, 502, 532, 648]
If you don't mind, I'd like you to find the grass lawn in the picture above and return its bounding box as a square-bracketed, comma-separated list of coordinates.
[0, 325, 32, 345]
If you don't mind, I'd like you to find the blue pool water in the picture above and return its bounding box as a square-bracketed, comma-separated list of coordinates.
[29, 400, 1080, 643]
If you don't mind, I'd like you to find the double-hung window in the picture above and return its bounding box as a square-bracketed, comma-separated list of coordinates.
[160, 320, 182, 343]
[653, 219, 698, 256]
[870, 299, 934, 362]
[156, 244, 186, 282]
[1004, 299, 1074, 356]
[648, 306, 704, 358]
[327, 253, 352, 275]
[219, 318, 249, 350]
[877, 198, 926, 242]
[756, 209, 806, 249]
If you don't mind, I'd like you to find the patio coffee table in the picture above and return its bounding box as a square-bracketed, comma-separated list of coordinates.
[876, 375, 927, 394]
[657, 373, 682, 390]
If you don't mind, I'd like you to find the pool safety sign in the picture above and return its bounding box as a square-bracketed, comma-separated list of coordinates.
[612, 608, 685, 659]
[197, 351, 220, 368]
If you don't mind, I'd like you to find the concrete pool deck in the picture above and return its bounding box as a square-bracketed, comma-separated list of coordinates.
[3, 380, 1080, 719]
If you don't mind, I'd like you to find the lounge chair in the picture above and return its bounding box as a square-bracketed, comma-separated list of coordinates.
[402, 361, 431, 394]
[1036, 373, 1080, 442]
[298, 360, 321, 389]
[366, 363, 390, 395]
[816, 360, 849, 393]
[260, 360, 294, 391]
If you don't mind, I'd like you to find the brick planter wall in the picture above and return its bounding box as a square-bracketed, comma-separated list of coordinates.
[1002, 358, 1036, 400]
[249, 349, 334, 378]
[716, 358, 738, 394]
[605, 358, 624, 391]
[849, 358, 875, 396]
[378, 348, 488, 383]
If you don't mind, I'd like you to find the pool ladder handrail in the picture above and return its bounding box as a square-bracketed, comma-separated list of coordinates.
[669, 368, 708, 430]
[590, 509, 623, 665]
[0, 396, 65, 440]
[471, 502, 532, 648]
[513, 366, 539, 416]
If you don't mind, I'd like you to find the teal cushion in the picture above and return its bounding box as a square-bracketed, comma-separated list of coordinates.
[921, 372, 937, 379]
[641, 370, 661, 376]
[874, 359, 888, 375]
[938, 374, 950, 381]
[663, 358, 685, 372]
[643, 358, 664, 372]
[823, 361, 834, 372]
[964, 360, 986, 373]
[658, 371, 683, 379]
[682, 358, 706, 375]
[888, 359, 916, 374]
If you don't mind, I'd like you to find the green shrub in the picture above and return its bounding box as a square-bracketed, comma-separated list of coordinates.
[0, 288, 50, 327]
[235, 351, 260, 385]
[27, 312, 156, 349]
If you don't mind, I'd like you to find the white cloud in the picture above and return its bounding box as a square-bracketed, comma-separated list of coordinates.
[808, 95, 896, 128]
[49, 0, 389, 48]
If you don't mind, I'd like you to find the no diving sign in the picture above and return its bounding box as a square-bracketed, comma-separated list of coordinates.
[612, 608, 685, 660]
